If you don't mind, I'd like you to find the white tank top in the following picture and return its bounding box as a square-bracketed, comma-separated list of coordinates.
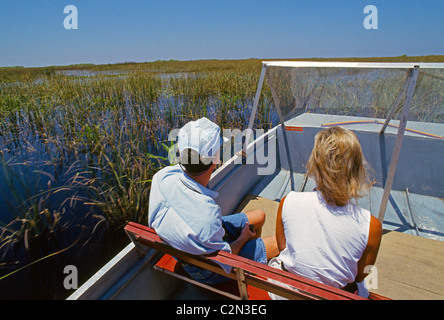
[277, 191, 370, 289]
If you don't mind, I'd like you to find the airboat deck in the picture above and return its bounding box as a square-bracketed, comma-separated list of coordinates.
[237, 193, 444, 300]
[224, 113, 444, 300]
[237, 188, 444, 300]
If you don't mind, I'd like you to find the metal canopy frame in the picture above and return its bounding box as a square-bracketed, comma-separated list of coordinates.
[246, 61, 444, 223]
[377, 66, 419, 222]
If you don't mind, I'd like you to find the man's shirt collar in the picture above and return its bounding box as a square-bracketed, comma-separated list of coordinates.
[180, 170, 219, 199]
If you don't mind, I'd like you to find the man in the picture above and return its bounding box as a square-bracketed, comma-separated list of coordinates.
[148, 117, 277, 284]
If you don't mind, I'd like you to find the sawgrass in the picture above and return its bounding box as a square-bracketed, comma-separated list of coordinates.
[0, 55, 443, 296]
[0, 59, 273, 265]
[1, 55, 443, 239]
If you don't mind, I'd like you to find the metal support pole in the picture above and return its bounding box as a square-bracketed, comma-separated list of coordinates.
[266, 69, 295, 191]
[405, 188, 420, 236]
[380, 71, 411, 134]
[244, 65, 267, 157]
[378, 66, 420, 223]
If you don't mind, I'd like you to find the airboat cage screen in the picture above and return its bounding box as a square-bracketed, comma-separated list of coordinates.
[247, 61, 444, 224]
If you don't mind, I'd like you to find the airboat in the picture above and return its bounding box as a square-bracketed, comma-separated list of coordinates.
[68, 61, 444, 300]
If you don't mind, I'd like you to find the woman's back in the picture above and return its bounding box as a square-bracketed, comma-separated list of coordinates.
[270, 127, 382, 299]
[277, 190, 371, 289]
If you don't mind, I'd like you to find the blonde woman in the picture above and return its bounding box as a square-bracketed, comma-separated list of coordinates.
[269, 127, 382, 299]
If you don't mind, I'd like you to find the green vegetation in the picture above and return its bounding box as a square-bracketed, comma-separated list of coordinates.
[0, 55, 443, 297]
[0, 58, 272, 296]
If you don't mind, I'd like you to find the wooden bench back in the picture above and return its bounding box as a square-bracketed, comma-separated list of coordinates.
[125, 222, 387, 300]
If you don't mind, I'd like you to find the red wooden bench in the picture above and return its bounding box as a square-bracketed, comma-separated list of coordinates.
[124, 222, 389, 300]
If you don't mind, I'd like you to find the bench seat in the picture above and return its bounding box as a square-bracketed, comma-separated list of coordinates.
[125, 221, 388, 300]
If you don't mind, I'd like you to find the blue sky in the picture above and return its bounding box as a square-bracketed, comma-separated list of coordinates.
[1, 0, 443, 67]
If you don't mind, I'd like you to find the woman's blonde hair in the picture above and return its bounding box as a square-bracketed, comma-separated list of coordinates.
[306, 127, 371, 207]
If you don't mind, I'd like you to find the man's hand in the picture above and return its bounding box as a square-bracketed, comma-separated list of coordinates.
[240, 223, 256, 241]
[230, 223, 256, 255]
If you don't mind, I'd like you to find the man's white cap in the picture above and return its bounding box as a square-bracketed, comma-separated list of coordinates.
[178, 117, 226, 159]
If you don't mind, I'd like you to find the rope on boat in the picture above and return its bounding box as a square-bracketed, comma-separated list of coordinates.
[321, 120, 444, 140]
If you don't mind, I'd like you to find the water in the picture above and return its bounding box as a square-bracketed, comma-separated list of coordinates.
[55, 70, 127, 77]
[0, 70, 273, 299]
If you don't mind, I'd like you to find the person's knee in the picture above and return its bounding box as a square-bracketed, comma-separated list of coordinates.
[258, 209, 266, 226]
[249, 209, 266, 227]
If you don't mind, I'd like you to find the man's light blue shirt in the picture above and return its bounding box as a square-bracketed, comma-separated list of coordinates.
[148, 165, 232, 273]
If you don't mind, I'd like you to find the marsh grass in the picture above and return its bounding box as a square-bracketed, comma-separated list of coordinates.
[0, 59, 277, 297]
[0, 56, 443, 298]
